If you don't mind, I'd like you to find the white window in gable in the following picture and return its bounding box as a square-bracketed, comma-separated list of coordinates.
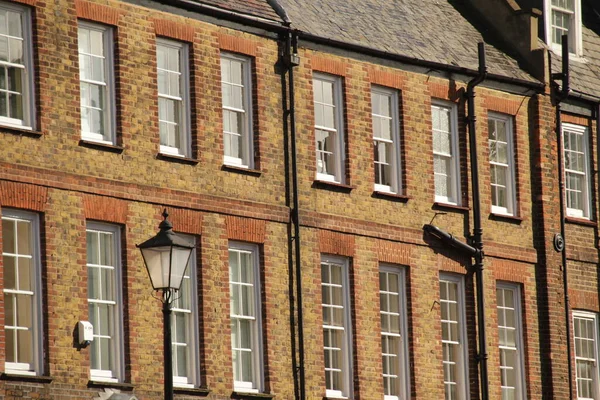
[440, 274, 469, 400]
[157, 39, 191, 157]
[0, 3, 35, 129]
[229, 243, 264, 392]
[432, 101, 460, 205]
[563, 123, 590, 219]
[172, 234, 200, 388]
[489, 113, 517, 216]
[78, 21, 116, 144]
[497, 283, 527, 400]
[2, 209, 43, 376]
[372, 86, 401, 194]
[221, 53, 253, 168]
[314, 73, 345, 184]
[321, 255, 353, 399]
[379, 266, 410, 400]
[573, 311, 600, 400]
[87, 223, 124, 382]
[545, 0, 582, 55]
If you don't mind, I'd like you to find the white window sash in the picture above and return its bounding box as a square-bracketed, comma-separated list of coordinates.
[221, 53, 254, 168]
[545, 0, 583, 56]
[489, 113, 516, 216]
[2, 210, 42, 376]
[157, 39, 191, 157]
[86, 222, 123, 382]
[314, 74, 345, 184]
[229, 243, 263, 392]
[496, 282, 527, 400]
[439, 274, 469, 400]
[170, 234, 199, 387]
[562, 123, 590, 219]
[432, 101, 460, 205]
[78, 21, 115, 144]
[0, 3, 34, 129]
[573, 311, 600, 400]
[372, 86, 401, 194]
[321, 255, 353, 399]
[379, 265, 410, 400]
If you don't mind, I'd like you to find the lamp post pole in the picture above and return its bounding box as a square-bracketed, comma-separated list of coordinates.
[163, 290, 174, 400]
[137, 209, 195, 400]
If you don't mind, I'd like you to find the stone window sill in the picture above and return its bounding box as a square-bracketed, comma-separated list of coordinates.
[79, 139, 124, 153]
[312, 180, 354, 193]
[222, 164, 262, 176]
[1, 373, 53, 384]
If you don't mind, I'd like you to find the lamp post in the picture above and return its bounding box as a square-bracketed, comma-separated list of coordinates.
[137, 209, 195, 400]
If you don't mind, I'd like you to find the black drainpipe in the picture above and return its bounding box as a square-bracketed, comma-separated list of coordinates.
[288, 32, 306, 400]
[267, 1, 305, 396]
[550, 35, 573, 398]
[466, 42, 489, 400]
[279, 28, 305, 400]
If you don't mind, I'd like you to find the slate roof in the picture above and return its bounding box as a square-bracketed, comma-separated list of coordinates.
[550, 0, 600, 100]
[191, 0, 283, 22]
[274, 0, 537, 83]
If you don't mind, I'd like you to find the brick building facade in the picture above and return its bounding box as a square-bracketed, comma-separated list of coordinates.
[1, 0, 600, 399]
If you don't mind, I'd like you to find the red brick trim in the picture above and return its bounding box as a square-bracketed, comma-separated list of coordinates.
[153, 19, 194, 42]
[485, 241, 537, 264]
[492, 259, 528, 283]
[484, 97, 522, 115]
[428, 82, 461, 102]
[83, 194, 127, 224]
[75, 0, 120, 25]
[438, 254, 467, 274]
[368, 67, 404, 89]
[570, 289, 600, 312]
[218, 33, 257, 57]
[319, 230, 355, 257]
[0, 181, 47, 211]
[164, 207, 203, 235]
[226, 216, 266, 243]
[377, 241, 410, 265]
[11, 0, 36, 5]
[1, 164, 290, 223]
[561, 113, 590, 127]
[311, 56, 346, 76]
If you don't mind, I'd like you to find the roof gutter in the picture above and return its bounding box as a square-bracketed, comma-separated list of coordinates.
[296, 31, 544, 91]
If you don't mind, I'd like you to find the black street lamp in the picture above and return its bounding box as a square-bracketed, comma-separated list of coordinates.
[137, 209, 195, 400]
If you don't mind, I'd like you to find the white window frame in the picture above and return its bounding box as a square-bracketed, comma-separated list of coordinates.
[221, 52, 254, 168]
[439, 273, 469, 400]
[562, 123, 590, 219]
[78, 21, 116, 144]
[157, 38, 191, 157]
[313, 73, 346, 184]
[379, 265, 410, 400]
[171, 234, 200, 388]
[2, 209, 43, 375]
[86, 222, 124, 382]
[496, 282, 527, 400]
[321, 255, 353, 399]
[432, 101, 460, 205]
[545, 0, 583, 56]
[573, 311, 600, 400]
[372, 86, 402, 194]
[228, 242, 264, 393]
[488, 113, 517, 216]
[0, 2, 35, 130]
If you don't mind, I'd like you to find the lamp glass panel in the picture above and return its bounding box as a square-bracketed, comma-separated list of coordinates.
[141, 246, 171, 289]
[169, 246, 192, 290]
